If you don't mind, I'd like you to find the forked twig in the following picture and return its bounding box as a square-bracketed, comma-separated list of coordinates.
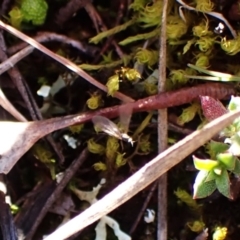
[0, 20, 134, 103]
[0, 30, 65, 163]
[0, 46, 33, 75]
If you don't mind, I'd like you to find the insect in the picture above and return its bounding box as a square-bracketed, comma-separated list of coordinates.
[92, 115, 134, 146]
[214, 22, 225, 35]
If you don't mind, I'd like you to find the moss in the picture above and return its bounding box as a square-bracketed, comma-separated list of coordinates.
[21, 0, 48, 26]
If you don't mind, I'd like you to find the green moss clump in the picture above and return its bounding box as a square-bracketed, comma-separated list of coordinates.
[21, 0, 48, 26]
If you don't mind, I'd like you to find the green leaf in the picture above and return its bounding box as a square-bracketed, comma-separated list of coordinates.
[101, 51, 113, 64]
[232, 158, 240, 175]
[221, 125, 236, 138]
[215, 169, 232, 199]
[205, 140, 229, 159]
[183, 39, 195, 54]
[217, 153, 236, 170]
[205, 170, 216, 182]
[188, 63, 240, 81]
[228, 96, 240, 111]
[233, 122, 240, 132]
[177, 103, 200, 125]
[93, 162, 107, 171]
[8, 7, 23, 29]
[193, 170, 217, 199]
[106, 75, 119, 96]
[213, 167, 223, 175]
[193, 156, 219, 171]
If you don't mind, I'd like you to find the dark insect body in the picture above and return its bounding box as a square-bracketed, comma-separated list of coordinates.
[92, 115, 134, 145]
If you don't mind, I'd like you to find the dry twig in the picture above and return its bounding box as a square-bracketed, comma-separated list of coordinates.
[157, 1, 168, 239]
[44, 110, 240, 240]
[0, 82, 234, 174]
[0, 20, 134, 103]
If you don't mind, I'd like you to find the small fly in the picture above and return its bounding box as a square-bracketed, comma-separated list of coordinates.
[92, 115, 134, 146]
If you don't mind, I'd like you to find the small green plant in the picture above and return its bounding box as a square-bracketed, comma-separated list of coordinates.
[8, 7, 23, 29]
[193, 96, 240, 199]
[177, 102, 201, 126]
[21, 0, 48, 25]
[106, 67, 141, 96]
[86, 92, 103, 110]
[33, 144, 56, 179]
[212, 226, 228, 240]
[175, 189, 205, 234]
[69, 124, 84, 134]
[8, 0, 48, 28]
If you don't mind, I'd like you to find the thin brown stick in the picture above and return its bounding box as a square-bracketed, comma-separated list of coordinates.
[55, 0, 90, 25]
[0, 20, 134, 103]
[0, 0, 11, 16]
[0, 31, 65, 164]
[0, 88, 27, 122]
[0, 33, 38, 119]
[48, 83, 235, 126]
[25, 148, 89, 240]
[0, 82, 234, 174]
[93, 1, 126, 63]
[0, 46, 33, 74]
[0, 191, 17, 239]
[157, 1, 168, 239]
[8, 32, 90, 55]
[84, 3, 125, 58]
[129, 182, 157, 234]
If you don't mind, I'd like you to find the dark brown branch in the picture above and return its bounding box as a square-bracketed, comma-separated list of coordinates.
[55, 0, 90, 26]
[0, 82, 235, 174]
[54, 82, 235, 126]
[0, 191, 18, 240]
[25, 148, 89, 240]
[8, 32, 93, 56]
